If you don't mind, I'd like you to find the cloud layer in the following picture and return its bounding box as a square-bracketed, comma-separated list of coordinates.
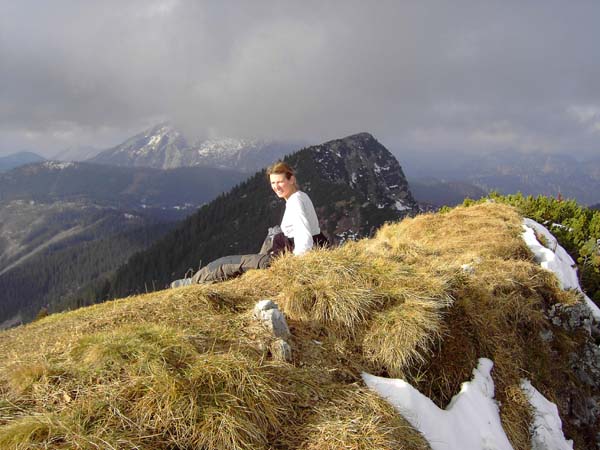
[1, 0, 599, 158]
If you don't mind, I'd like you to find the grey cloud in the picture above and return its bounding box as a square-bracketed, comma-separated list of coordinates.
[1, 0, 599, 158]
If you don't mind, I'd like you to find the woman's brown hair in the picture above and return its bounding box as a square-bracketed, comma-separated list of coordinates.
[266, 161, 295, 180]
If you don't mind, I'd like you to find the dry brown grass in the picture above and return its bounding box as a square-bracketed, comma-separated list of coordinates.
[1, 324, 293, 449]
[363, 296, 452, 378]
[293, 387, 430, 450]
[0, 202, 592, 449]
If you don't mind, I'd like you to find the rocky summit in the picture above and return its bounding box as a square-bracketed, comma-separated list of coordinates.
[309, 132, 416, 213]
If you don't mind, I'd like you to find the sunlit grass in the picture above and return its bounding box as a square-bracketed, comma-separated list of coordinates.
[0, 202, 591, 449]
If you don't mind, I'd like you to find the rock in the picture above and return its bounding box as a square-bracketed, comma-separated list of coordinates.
[259, 308, 291, 339]
[548, 301, 595, 336]
[461, 258, 482, 275]
[539, 329, 554, 342]
[253, 299, 278, 317]
[546, 299, 600, 443]
[253, 300, 293, 361]
[270, 339, 292, 362]
[254, 299, 290, 339]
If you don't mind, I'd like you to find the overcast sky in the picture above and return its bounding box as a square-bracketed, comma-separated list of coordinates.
[1, 0, 599, 160]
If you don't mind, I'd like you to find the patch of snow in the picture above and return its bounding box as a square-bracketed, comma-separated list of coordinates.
[173, 203, 195, 210]
[395, 200, 411, 211]
[43, 161, 74, 170]
[388, 184, 399, 189]
[522, 219, 578, 288]
[336, 229, 360, 244]
[377, 203, 385, 209]
[520, 379, 573, 450]
[362, 358, 514, 450]
[123, 213, 136, 220]
[522, 218, 600, 321]
[148, 134, 162, 147]
[195, 138, 261, 157]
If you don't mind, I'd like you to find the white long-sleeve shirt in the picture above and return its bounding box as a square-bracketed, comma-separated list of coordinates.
[280, 191, 320, 255]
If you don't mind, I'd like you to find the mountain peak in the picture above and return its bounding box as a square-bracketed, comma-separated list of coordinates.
[341, 131, 376, 142]
[308, 132, 417, 213]
[327, 131, 375, 141]
[89, 123, 301, 171]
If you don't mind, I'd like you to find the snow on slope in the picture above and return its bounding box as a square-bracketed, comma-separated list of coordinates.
[522, 218, 600, 321]
[521, 380, 574, 450]
[363, 359, 573, 450]
[363, 359, 513, 450]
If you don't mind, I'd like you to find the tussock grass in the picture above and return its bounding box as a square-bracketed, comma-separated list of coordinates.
[1, 324, 292, 449]
[294, 387, 430, 450]
[270, 243, 451, 337]
[270, 245, 399, 331]
[0, 202, 593, 449]
[363, 296, 452, 377]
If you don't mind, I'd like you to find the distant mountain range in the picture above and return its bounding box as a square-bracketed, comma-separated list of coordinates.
[90, 123, 301, 172]
[84, 132, 418, 301]
[0, 151, 45, 172]
[0, 161, 247, 216]
[89, 122, 600, 207]
[399, 150, 600, 206]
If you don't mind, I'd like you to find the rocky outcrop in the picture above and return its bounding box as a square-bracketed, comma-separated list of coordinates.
[310, 133, 417, 214]
[547, 298, 600, 446]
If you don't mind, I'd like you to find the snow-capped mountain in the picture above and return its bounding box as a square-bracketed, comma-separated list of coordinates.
[90, 123, 301, 172]
[89, 124, 189, 169]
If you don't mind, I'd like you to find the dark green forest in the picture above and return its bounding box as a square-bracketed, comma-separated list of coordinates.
[0, 222, 173, 324]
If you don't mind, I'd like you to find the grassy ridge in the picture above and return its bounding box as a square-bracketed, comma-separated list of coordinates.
[0, 203, 595, 449]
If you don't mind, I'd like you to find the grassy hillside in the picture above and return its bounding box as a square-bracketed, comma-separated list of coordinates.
[0, 203, 596, 449]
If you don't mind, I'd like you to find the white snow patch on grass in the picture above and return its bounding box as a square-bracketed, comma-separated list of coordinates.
[363, 358, 514, 450]
[522, 218, 600, 321]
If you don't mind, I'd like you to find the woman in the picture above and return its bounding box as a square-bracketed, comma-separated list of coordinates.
[267, 161, 328, 256]
[171, 161, 327, 287]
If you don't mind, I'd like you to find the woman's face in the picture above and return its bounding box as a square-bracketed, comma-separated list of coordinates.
[270, 172, 297, 200]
